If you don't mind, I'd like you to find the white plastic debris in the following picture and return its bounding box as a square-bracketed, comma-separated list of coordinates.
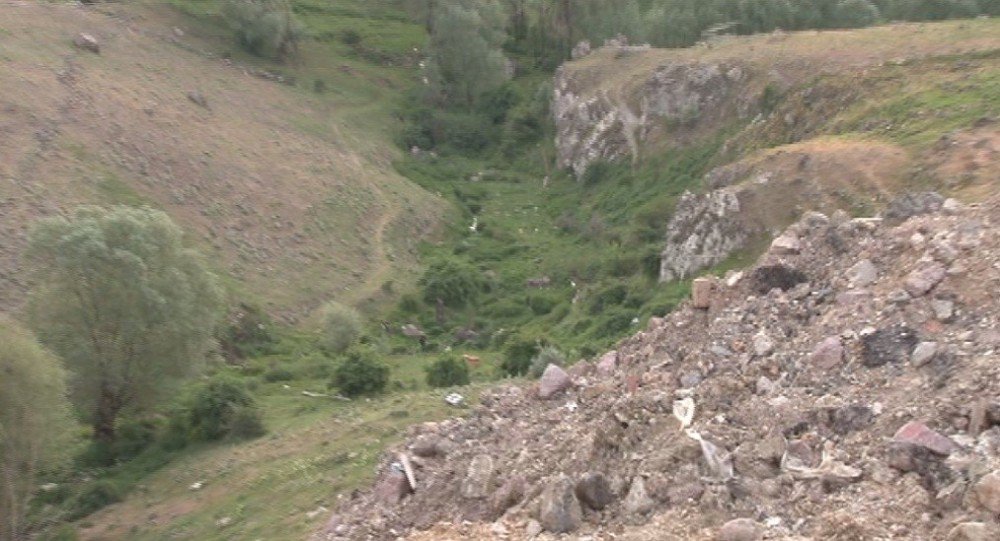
[564, 401, 579, 413]
[445, 393, 465, 406]
[781, 447, 861, 480]
[686, 430, 734, 481]
[673, 397, 695, 429]
[189, 481, 205, 491]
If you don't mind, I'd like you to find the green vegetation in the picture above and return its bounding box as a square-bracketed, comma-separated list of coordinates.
[177, 378, 266, 443]
[318, 302, 363, 355]
[425, 354, 471, 388]
[330, 348, 390, 397]
[221, 0, 304, 60]
[26, 206, 222, 446]
[0, 319, 72, 541]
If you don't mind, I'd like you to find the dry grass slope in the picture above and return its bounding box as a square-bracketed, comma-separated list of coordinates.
[0, 1, 444, 318]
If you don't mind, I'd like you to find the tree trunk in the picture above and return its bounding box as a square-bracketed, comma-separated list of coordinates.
[93, 386, 121, 444]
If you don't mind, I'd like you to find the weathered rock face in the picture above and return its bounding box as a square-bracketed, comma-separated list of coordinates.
[554, 56, 746, 178]
[659, 190, 748, 282]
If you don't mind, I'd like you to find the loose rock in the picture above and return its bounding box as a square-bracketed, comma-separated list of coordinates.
[538, 364, 572, 399]
[537, 475, 582, 533]
[716, 518, 764, 541]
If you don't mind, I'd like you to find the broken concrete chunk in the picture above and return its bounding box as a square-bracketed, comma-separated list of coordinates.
[623, 476, 655, 516]
[460, 454, 495, 499]
[692, 276, 715, 308]
[974, 470, 1000, 514]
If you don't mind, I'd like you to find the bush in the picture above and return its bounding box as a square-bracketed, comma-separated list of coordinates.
[330, 348, 389, 397]
[219, 303, 274, 361]
[111, 418, 159, 462]
[319, 302, 363, 355]
[263, 366, 295, 382]
[221, 0, 304, 60]
[500, 334, 544, 376]
[341, 29, 362, 46]
[419, 258, 487, 308]
[529, 345, 566, 378]
[184, 378, 265, 443]
[425, 354, 471, 388]
[68, 480, 122, 520]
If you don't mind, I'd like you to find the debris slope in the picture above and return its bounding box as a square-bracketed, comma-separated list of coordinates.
[321, 195, 1000, 540]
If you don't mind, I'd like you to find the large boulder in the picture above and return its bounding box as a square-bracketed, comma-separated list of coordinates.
[574, 472, 615, 510]
[538, 364, 572, 399]
[537, 475, 582, 533]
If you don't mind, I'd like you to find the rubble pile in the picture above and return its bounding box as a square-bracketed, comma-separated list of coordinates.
[320, 196, 1000, 540]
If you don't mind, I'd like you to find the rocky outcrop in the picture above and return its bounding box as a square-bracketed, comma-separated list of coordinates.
[659, 189, 748, 282]
[554, 56, 748, 177]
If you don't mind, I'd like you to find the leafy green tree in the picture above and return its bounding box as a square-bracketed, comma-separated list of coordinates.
[426, 0, 511, 108]
[184, 378, 265, 442]
[27, 206, 222, 445]
[222, 0, 304, 60]
[318, 301, 364, 355]
[0, 318, 71, 541]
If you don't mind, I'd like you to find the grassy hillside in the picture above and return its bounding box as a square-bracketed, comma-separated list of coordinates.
[0, 1, 443, 319]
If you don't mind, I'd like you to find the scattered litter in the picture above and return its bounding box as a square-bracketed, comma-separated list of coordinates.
[189, 481, 204, 491]
[673, 397, 695, 429]
[686, 430, 733, 481]
[564, 401, 579, 412]
[398, 453, 417, 490]
[302, 390, 327, 398]
[445, 393, 465, 406]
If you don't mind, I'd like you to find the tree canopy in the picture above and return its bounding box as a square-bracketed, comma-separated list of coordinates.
[0, 318, 71, 541]
[27, 206, 222, 444]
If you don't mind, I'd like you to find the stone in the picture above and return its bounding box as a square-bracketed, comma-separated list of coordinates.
[490, 475, 526, 518]
[411, 434, 445, 458]
[575, 472, 615, 510]
[883, 192, 945, 224]
[861, 325, 919, 368]
[848, 259, 878, 287]
[596, 351, 618, 377]
[187, 90, 209, 109]
[537, 475, 582, 533]
[461, 454, 495, 499]
[375, 470, 411, 505]
[623, 476, 655, 516]
[974, 471, 1000, 514]
[752, 333, 774, 357]
[904, 263, 947, 297]
[73, 33, 100, 54]
[716, 518, 764, 541]
[831, 405, 874, 435]
[948, 522, 999, 541]
[931, 299, 955, 321]
[770, 231, 801, 255]
[894, 421, 959, 455]
[692, 277, 715, 309]
[750, 264, 808, 294]
[525, 519, 543, 538]
[911, 341, 938, 367]
[660, 191, 747, 283]
[538, 364, 572, 399]
[809, 337, 844, 370]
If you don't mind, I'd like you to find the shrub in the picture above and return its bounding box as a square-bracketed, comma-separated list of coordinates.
[425, 354, 471, 388]
[184, 378, 265, 442]
[318, 302, 363, 355]
[111, 418, 159, 462]
[68, 480, 122, 520]
[527, 293, 559, 316]
[529, 346, 566, 378]
[419, 258, 487, 308]
[330, 348, 389, 397]
[500, 334, 544, 376]
[341, 29, 362, 46]
[263, 366, 295, 382]
[221, 0, 304, 60]
[219, 303, 274, 361]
